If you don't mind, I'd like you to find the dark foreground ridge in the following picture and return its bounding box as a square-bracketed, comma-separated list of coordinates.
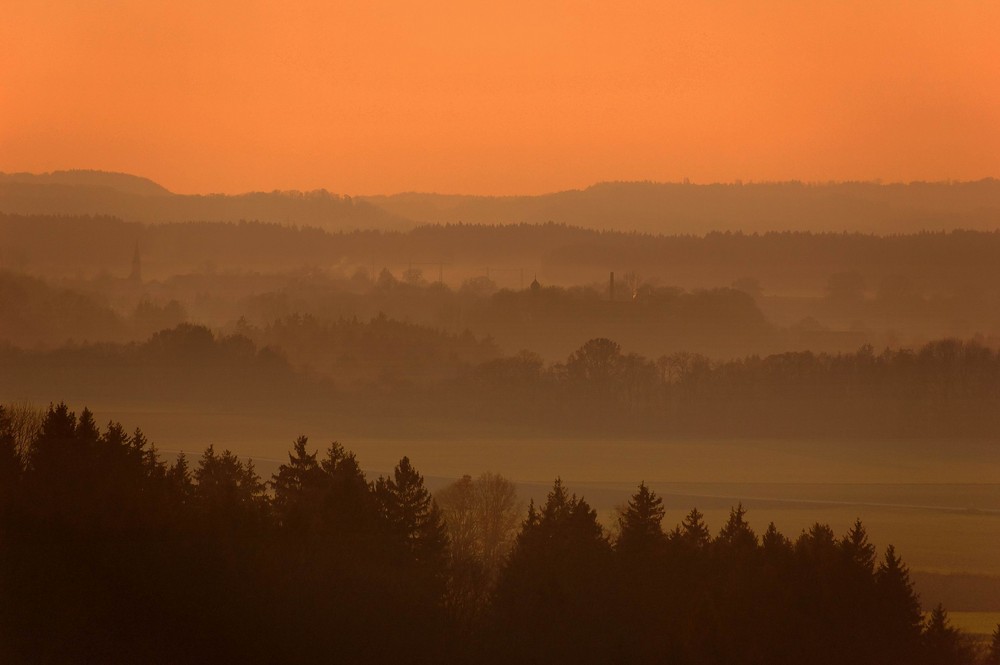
[2, 404, 997, 664]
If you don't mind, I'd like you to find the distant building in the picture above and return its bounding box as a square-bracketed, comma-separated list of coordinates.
[530, 276, 541, 292]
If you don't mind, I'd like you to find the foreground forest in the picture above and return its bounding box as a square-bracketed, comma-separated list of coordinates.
[1, 403, 997, 664]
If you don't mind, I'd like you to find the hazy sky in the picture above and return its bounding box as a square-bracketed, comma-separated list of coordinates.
[2, 1, 998, 195]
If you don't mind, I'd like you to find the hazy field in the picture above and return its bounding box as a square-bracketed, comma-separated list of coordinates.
[65, 401, 1000, 611]
[945, 612, 1000, 636]
[82, 404, 1000, 481]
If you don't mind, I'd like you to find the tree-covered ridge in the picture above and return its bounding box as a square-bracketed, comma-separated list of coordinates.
[0, 315, 498, 406]
[9, 328, 1000, 438]
[365, 179, 1000, 234]
[0, 270, 131, 347]
[10, 213, 1000, 358]
[0, 170, 172, 197]
[235, 312, 500, 386]
[5, 173, 1000, 235]
[0, 176, 409, 231]
[11, 214, 1000, 296]
[1, 404, 995, 664]
[465, 336, 1000, 438]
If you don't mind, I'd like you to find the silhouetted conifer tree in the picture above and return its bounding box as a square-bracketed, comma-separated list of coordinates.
[986, 624, 1000, 665]
[271, 435, 325, 532]
[163, 451, 195, 523]
[613, 483, 678, 661]
[370, 456, 452, 661]
[375, 456, 448, 567]
[842, 518, 877, 572]
[675, 506, 711, 549]
[320, 441, 378, 538]
[761, 521, 793, 555]
[616, 481, 665, 555]
[715, 502, 758, 553]
[193, 445, 267, 534]
[922, 604, 975, 665]
[875, 544, 924, 664]
[491, 478, 614, 664]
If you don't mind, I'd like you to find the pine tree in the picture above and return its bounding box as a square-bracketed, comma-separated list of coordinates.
[166, 452, 194, 505]
[26, 403, 93, 526]
[841, 518, 877, 572]
[674, 507, 711, 549]
[715, 502, 758, 552]
[319, 441, 377, 537]
[828, 520, 880, 664]
[505, 478, 610, 569]
[761, 521, 792, 555]
[75, 408, 100, 448]
[131, 427, 160, 476]
[922, 604, 974, 665]
[794, 523, 840, 576]
[986, 624, 1000, 665]
[193, 445, 267, 533]
[374, 456, 448, 566]
[271, 435, 325, 531]
[492, 478, 613, 662]
[27, 402, 77, 478]
[874, 544, 923, 662]
[616, 481, 665, 555]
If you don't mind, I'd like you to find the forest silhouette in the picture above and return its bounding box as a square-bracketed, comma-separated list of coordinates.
[1, 403, 995, 664]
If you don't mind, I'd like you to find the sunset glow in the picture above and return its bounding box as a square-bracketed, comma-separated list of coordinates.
[2, 1, 999, 194]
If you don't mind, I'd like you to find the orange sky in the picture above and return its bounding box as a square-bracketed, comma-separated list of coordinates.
[2, 1, 998, 195]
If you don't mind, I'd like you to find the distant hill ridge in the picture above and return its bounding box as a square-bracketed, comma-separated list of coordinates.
[0, 170, 410, 232]
[363, 178, 1000, 234]
[0, 170, 171, 197]
[2, 170, 999, 234]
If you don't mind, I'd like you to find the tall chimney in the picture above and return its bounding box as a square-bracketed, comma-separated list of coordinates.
[610, 271, 615, 301]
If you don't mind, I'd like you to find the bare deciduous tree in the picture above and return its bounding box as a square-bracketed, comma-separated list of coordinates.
[3, 401, 44, 460]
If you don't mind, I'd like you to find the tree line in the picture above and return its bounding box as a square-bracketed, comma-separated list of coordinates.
[10, 213, 1000, 301]
[2, 403, 998, 663]
[9, 325, 1000, 439]
[462, 336, 1000, 438]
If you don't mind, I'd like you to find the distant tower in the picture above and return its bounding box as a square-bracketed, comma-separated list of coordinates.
[609, 271, 615, 301]
[129, 242, 142, 282]
[530, 275, 541, 292]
